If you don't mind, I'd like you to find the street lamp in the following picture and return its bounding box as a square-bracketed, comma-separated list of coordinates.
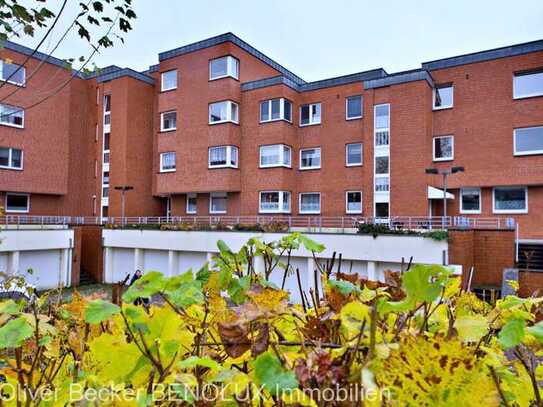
[425, 166, 464, 225]
[114, 185, 134, 221]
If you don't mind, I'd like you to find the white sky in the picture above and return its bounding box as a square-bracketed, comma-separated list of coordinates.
[14, 0, 543, 81]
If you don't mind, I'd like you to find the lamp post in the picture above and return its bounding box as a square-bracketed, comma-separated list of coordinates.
[114, 185, 134, 223]
[425, 166, 464, 228]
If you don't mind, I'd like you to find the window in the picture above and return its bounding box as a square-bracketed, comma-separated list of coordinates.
[433, 135, 454, 161]
[260, 98, 292, 123]
[514, 126, 543, 156]
[259, 191, 291, 213]
[102, 187, 109, 198]
[0, 147, 22, 170]
[375, 177, 389, 192]
[160, 111, 177, 132]
[160, 152, 176, 172]
[346, 143, 362, 166]
[346, 95, 363, 120]
[209, 101, 239, 124]
[300, 103, 321, 126]
[186, 193, 197, 214]
[259, 144, 291, 168]
[513, 70, 543, 99]
[210, 192, 227, 214]
[346, 191, 362, 214]
[300, 148, 321, 170]
[161, 70, 177, 91]
[433, 84, 453, 110]
[103, 171, 110, 185]
[299, 193, 321, 214]
[375, 156, 389, 174]
[460, 188, 481, 214]
[0, 60, 25, 86]
[0, 103, 24, 128]
[209, 56, 239, 80]
[493, 186, 528, 214]
[103, 95, 111, 126]
[208, 146, 238, 168]
[375, 202, 389, 218]
[5, 193, 29, 213]
[103, 133, 110, 151]
[374, 104, 390, 146]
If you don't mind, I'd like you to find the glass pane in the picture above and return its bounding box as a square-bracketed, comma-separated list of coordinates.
[375, 202, 389, 217]
[209, 147, 227, 166]
[0, 104, 23, 126]
[301, 149, 320, 168]
[211, 196, 227, 212]
[230, 102, 238, 122]
[284, 100, 292, 121]
[162, 112, 177, 130]
[6, 194, 28, 211]
[311, 103, 321, 123]
[104, 133, 110, 150]
[210, 57, 228, 78]
[260, 192, 279, 211]
[161, 70, 177, 90]
[495, 188, 526, 210]
[187, 195, 197, 213]
[347, 192, 362, 212]
[434, 86, 453, 108]
[209, 102, 227, 122]
[515, 127, 543, 153]
[514, 72, 543, 98]
[11, 149, 21, 168]
[229, 57, 239, 78]
[375, 105, 389, 129]
[161, 152, 176, 170]
[461, 189, 480, 211]
[271, 99, 281, 120]
[230, 147, 238, 166]
[282, 192, 291, 212]
[300, 105, 310, 125]
[375, 156, 389, 174]
[434, 137, 453, 159]
[347, 96, 362, 118]
[260, 101, 269, 121]
[2, 62, 25, 85]
[104, 95, 111, 112]
[0, 148, 9, 166]
[347, 144, 362, 164]
[283, 146, 291, 166]
[301, 194, 320, 212]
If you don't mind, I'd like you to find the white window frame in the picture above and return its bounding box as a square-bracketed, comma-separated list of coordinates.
[209, 56, 239, 81]
[0, 147, 23, 170]
[208, 100, 239, 125]
[345, 143, 363, 166]
[259, 191, 291, 214]
[346, 191, 363, 214]
[5, 192, 30, 213]
[209, 192, 227, 214]
[432, 135, 454, 162]
[513, 70, 543, 99]
[460, 188, 482, 214]
[159, 152, 176, 173]
[299, 103, 321, 126]
[186, 193, 197, 214]
[345, 95, 363, 120]
[0, 103, 24, 128]
[299, 147, 321, 170]
[432, 85, 454, 110]
[513, 126, 543, 156]
[259, 144, 291, 168]
[492, 186, 528, 214]
[0, 60, 26, 86]
[260, 98, 292, 123]
[160, 111, 177, 132]
[208, 145, 239, 169]
[299, 192, 321, 214]
[161, 70, 177, 92]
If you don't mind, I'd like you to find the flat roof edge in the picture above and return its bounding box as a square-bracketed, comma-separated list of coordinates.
[364, 70, 434, 89]
[96, 68, 155, 85]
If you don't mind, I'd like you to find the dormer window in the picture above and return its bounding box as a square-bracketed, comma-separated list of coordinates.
[209, 56, 239, 80]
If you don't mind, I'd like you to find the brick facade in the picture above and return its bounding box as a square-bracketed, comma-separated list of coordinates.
[1, 33, 542, 241]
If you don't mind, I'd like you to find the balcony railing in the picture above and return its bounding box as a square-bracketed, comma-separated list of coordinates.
[0, 215, 517, 232]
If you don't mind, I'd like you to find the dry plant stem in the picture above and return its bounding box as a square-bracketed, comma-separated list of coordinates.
[489, 366, 510, 407]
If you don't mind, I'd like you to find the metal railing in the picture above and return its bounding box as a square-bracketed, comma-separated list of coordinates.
[0, 214, 517, 231]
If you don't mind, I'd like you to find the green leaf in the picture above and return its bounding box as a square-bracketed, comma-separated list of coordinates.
[196, 265, 211, 284]
[498, 318, 526, 349]
[122, 271, 165, 303]
[0, 300, 23, 315]
[164, 282, 204, 309]
[402, 264, 449, 304]
[454, 315, 489, 342]
[328, 280, 361, 296]
[217, 240, 233, 256]
[526, 321, 543, 343]
[84, 300, 120, 324]
[253, 352, 298, 396]
[179, 356, 221, 371]
[298, 235, 325, 253]
[0, 317, 33, 349]
[228, 275, 251, 305]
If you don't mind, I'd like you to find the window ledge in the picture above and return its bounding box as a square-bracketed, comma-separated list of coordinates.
[299, 167, 321, 171]
[299, 122, 321, 127]
[259, 164, 292, 169]
[346, 211, 363, 215]
[159, 169, 176, 173]
[159, 128, 177, 133]
[208, 165, 238, 169]
[346, 116, 363, 121]
[346, 163, 363, 167]
[460, 210, 482, 215]
[209, 211, 227, 214]
[208, 120, 239, 126]
[432, 106, 453, 111]
[299, 211, 321, 215]
[433, 157, 454, 162]
[259, 211, 291, 214]
[513, 94, 543, 100]
[260, 118, 292, 125]
[0, 122, 24, 129]
[0, 166, 23, 171]
[160, 87, 177, 93]
[209, 75, 239, 82]
[514, 151, 543, 157]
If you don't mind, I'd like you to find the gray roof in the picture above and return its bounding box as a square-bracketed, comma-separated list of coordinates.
[95, 67, 155, 85]
[422, 39, 543, 71]
[364, 69, 434, 89]
[158, 32, 305, 85]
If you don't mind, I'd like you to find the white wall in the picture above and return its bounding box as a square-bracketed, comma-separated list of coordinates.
[102, 230, 456, 297]
[0, 228, 74, 289]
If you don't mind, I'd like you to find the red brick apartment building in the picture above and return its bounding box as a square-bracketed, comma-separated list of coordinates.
[1, 33, 543, 239]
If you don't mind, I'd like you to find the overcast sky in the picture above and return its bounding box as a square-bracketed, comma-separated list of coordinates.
[15, 0, 543, 81]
